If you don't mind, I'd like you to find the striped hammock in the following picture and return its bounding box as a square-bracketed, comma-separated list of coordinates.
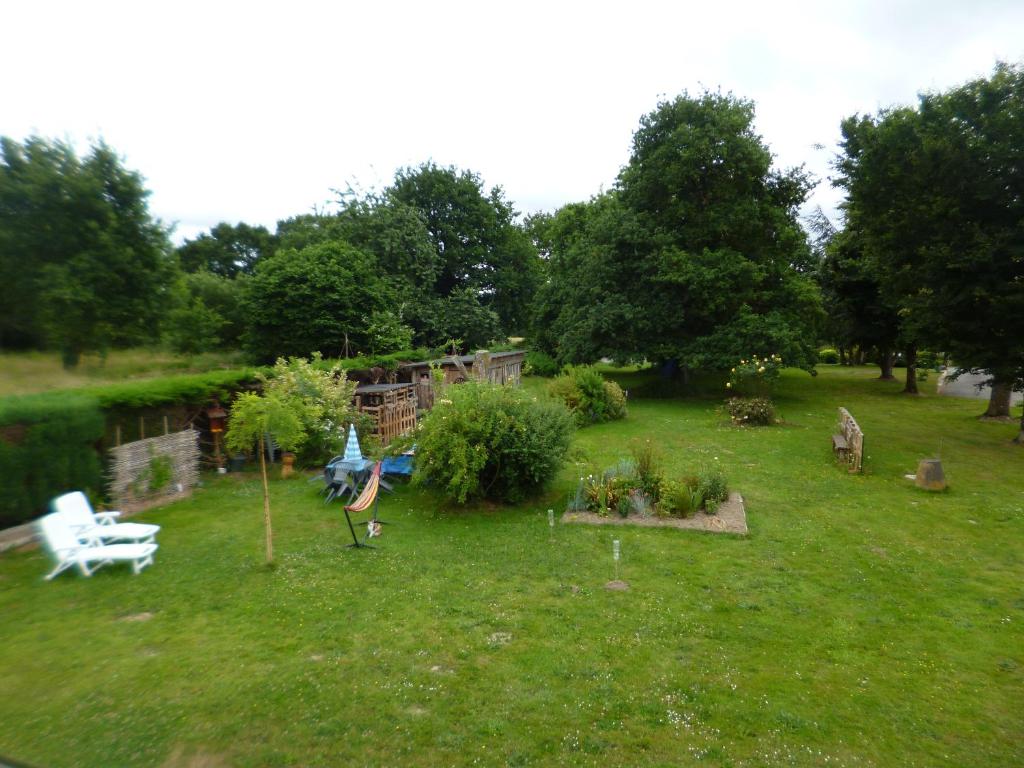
[345, 463, 381, 514]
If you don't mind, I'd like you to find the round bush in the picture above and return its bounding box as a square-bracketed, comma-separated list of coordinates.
[818, 348, 840, 364]
[524, 350, 560, 377]
[413, 382, 575, 503]
[548, 365, 627, 426]
[726, 396, 776, 426]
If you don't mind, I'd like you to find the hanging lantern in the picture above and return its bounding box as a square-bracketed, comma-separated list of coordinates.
[206, 404, 227, 433]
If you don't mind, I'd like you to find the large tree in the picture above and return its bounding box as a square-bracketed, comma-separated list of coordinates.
[834, 63, 1024, 411]
[834, 108, 935, 394]
[388, 162, 542, 340]
[815, 224, 902, 377]
[275, 167, 536, 351]
[914, 64, 1024, 420]
[0, 136, 174, 365]
[241, 241, 390, 362]
[534, 91, 821, 372]
[177, 221, 277, 278]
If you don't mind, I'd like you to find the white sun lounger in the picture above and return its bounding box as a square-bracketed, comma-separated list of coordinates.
[38, 512, 158, 580]
[52, 491, 160, 544]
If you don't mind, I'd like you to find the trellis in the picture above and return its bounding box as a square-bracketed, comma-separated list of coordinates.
[108, 429, 201, 512]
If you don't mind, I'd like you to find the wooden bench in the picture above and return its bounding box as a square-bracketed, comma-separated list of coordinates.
[833, 407, 864, 473]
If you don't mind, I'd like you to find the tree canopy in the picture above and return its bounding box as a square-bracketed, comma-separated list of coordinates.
[388, 162, 542, 338]
[832, 62, 1024, 403]
[241, 241, 389, 362]
[0, 136, 174, 365]
[272, 163, 539, 352]
[534, 91, 821, 372]
[177, 221, 277, 278]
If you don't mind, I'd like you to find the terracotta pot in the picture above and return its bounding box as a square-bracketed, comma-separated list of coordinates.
[281, 451, 296, 479]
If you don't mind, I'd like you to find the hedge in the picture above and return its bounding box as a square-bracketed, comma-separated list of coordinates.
[0, 392, 105, 529]
[86, 368, 262, 410]
[0, 368, 262, 529]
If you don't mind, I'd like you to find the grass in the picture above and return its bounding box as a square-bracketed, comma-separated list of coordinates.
[0, 348, 247, 397]
[0, 366, 1022, 766]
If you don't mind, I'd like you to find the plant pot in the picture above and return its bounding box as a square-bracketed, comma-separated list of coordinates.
[281, 451, 296, 479]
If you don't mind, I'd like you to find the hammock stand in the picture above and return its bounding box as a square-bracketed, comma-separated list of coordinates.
[343, 462, 384, 549]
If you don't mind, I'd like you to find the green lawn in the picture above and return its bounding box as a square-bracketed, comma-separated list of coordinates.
[1, 367, 1021, 767]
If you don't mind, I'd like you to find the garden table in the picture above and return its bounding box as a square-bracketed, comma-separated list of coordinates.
[326, 456, 375, 502]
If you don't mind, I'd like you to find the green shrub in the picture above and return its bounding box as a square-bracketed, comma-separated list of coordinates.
[524, 350, 560, 377]
[818, 348, 840, 364]
[259, 355, 367, 466]
[630, 440, 663, 500]
[413, 382, 575, 503]
[917, 350, 939, 370]
[0, 392, 105, 528]
[726, 354, 782, 397]
[548, 365, 627, 426]
[658, 480, 690, 517]
[697, 465, 729, 512]
[726, 397, 776, 426]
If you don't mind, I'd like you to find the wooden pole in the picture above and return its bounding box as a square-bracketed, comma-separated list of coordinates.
[139, 416, 145, 440]
[163, 415, 169, 435]
[115, 424, 121, 447]
[259, 435, 273, 563]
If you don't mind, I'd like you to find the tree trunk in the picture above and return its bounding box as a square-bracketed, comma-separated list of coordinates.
[902, 345, 919, 394]
[61, 344, 82, 370]
[839, 346, 848, 366]
[983, 377, 1012, 418]
[1015, 409, 1024, 444]
[878, 349, 895, 380]
[856, 348, 866, 365]
[259, 435, 273, 564]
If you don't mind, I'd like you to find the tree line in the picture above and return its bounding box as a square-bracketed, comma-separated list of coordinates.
[0, 153, 540, 365]
[821, 62, 1023, 434]
[2, 62, 1022, 438]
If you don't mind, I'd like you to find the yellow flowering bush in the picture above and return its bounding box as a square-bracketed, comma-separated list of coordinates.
[726, 354, 782, 397]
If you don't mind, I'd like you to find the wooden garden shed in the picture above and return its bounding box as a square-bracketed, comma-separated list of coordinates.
[397, 350, 525, 411]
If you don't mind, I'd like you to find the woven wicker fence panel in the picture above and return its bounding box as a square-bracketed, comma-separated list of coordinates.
[109, 429, 200, 512]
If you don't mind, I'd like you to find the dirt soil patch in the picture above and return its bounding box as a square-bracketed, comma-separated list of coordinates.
[562, 491, 747, 534]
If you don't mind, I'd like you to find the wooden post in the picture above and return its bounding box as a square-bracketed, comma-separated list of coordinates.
[259, 434, 273, 563]
[163, 415, 169, 435]
[473, 350, 491, 381]
[139, 416, 145, 440]
[115, 424, 121, 447]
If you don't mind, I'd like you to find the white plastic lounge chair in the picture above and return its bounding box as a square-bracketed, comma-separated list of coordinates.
[52, 491, 160, 544]
[38, 512, 157, 580]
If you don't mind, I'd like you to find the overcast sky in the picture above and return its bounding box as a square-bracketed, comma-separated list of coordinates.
[4, 1, 1023, 244]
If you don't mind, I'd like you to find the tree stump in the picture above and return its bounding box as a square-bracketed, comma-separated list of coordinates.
[915, 459, 946, 491]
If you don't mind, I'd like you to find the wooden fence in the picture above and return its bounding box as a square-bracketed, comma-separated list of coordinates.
[108, 429, 201, 512]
